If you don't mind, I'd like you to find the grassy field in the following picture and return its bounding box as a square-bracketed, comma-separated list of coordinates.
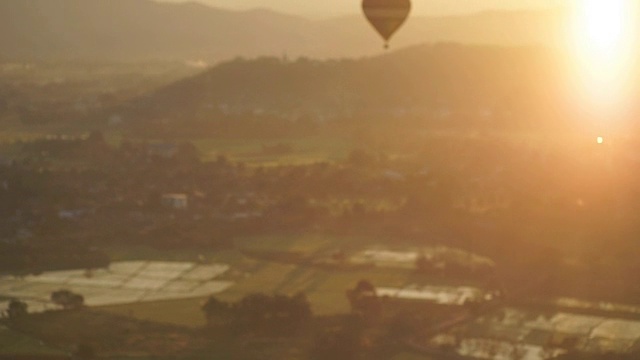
[0, 121, 357, 169]
[234, 233, 346, 256]
[3, 309, 432, 360]
[100, 260, 414, 327]
[103, 244, 243, 264]
[6, 309, 221, 359]
[99, 234, 483, 327]
[99, 296, 211, 327]
[7, 309, 354, 360]
[0, 325, 67, 357]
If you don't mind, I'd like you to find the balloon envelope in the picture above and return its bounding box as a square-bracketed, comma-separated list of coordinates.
[362, 0, 411, 48]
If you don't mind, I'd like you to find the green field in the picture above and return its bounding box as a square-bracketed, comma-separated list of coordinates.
[100, 235, 482, 327]
[100, 235, 413, 326]
[0, 126, 355, 167]
[100, 260, 414, 327]
[100, 296, 211, 328]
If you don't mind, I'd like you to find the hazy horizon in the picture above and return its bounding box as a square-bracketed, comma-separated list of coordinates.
[4, 1, 640, 360]
[159, 0, 562, 18]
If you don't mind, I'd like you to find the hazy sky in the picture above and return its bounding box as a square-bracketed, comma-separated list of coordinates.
[161, 0, 561, 18]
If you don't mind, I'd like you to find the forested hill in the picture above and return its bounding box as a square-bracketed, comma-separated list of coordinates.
[0, 0, 563, 61]
[113, 43, 572, 135]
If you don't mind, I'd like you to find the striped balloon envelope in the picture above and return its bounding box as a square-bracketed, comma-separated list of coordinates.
[362, 0, 412, 49]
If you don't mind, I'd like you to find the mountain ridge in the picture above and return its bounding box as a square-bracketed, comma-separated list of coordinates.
[105, 42, 571, 139]
[0, 0, 565, 62]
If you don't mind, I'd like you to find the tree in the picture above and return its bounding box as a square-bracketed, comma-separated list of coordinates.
[202, 292, 313, 335]
[232, 292, 312, 333]
[201, 296, 231, 326]
[51, 289, 84, 310]
[5, 298, 28, 320]
[354, 280, 375, 294]
[415, 254, 433, 273]
[287, 292, 313, 325]
[346, 280, 381, 322]
[232, 293, 271, 330]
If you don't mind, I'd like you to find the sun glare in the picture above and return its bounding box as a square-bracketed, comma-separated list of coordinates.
[580, 0, 625, 53]
[569, 0, 639, 115]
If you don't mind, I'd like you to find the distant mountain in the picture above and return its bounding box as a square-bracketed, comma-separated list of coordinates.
[0, 0, 566, 62]
[110, 43, 573, 137]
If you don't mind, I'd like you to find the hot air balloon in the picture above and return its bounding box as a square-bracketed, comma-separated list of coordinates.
[362, 0, 412, 49]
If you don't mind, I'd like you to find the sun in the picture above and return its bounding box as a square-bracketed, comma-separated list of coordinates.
[579, 0, 626, 53]
[569, 0, 639, 114]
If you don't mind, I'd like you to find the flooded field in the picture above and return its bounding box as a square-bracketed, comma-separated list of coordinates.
[430, 307, 640, 359]
[349, 247, 495, 271]
[0, 261, 232, 313]
[377, 285, 494, 306]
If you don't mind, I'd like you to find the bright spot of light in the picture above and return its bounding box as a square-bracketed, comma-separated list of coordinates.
[568, 0, 639, 115]
[580, 0, 626, 53]
[597, 136, 604, 144]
